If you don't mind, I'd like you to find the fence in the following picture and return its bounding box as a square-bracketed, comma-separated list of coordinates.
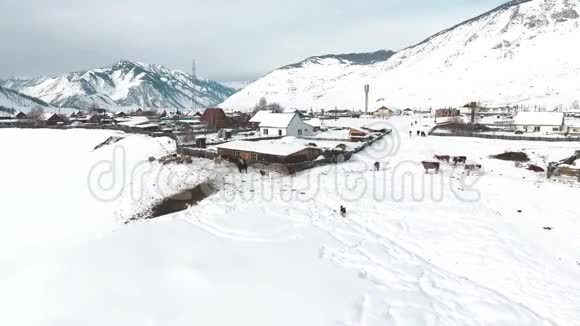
[430, 129, 580, 142]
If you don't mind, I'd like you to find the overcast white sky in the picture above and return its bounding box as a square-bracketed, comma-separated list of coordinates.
[0, 0, 505, 81]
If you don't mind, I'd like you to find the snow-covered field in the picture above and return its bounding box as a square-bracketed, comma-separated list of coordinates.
[1, 117, 580, 325]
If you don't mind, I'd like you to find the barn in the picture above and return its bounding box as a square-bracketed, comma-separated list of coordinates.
[201, 108, 230, 130]
[217, 140, 322, 164]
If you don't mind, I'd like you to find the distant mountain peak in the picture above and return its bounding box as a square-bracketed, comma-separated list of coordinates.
[281, 50, 396, 69]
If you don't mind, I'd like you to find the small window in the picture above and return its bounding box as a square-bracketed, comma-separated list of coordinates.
[298, 129, 303, 136]
[263, 129, 268, 135]
[278, 129, 282, 136]
[250, 153, 257, 161]
[234, 151, 240, 158]
[552, 127, 560, 132]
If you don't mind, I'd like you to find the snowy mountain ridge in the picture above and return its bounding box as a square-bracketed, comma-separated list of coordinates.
[0, 60, 236, 111]
[221, 0, 580, 110]
[0, 85, 53, 114]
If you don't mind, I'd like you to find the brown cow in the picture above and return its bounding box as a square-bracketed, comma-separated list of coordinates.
[434, 155, 450, 163]
[527, 164, 545, 173]
[421, 161, 440, 174]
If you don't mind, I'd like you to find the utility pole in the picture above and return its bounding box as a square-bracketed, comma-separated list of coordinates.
[364, 84, 370, 114]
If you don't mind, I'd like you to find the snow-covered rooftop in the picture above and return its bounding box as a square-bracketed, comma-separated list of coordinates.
[514, 112, 564, 126]
[259, 113, 296, 128]
[38, 112, 60, 121]
[118, 116, 150, 127]
[217, 140, 308, 156]
[304, 118, 325, 128]
[249, 110, 272, 123]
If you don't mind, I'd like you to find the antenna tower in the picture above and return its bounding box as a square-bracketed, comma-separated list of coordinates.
[191, 59, 197, 111]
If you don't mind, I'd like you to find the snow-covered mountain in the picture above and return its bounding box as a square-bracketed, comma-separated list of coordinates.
[0, 85, 52, 114]
[1, 60, 236, 111]
[221, 0, 580, 110]
[219, 80, 254, 91]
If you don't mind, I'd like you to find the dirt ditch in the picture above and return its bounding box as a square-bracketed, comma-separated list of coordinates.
[126, 181, 218, 223]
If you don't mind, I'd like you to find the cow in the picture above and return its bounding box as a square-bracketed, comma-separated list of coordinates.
[453, 156, 467, 165]
[374, 162, 380, 171]
[421, 161, 440, 174]
[464, 161, 482, 175]
[236, 159, 248, 173]
[434, 155, 450, 163]
[527, 164, 545, 173]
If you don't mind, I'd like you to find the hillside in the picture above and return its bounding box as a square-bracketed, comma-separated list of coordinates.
[221, 0, 580, 110]
[0, 85, 52, 114]
[1, 60, 236, 111]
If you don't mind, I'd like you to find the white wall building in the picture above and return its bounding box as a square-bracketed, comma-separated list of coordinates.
[514, 112, 564, 134]
[259, 113, 314, 137]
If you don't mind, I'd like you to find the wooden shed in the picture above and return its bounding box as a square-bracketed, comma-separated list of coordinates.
[202, 108, 230, 130]
[217, 140, 322, 164]
[349, 128, 371, 142]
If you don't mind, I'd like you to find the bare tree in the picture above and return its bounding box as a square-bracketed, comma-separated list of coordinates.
[270, 102, 284, 113]
[28, 106, 45, 119]
[258, 97, 267, 108]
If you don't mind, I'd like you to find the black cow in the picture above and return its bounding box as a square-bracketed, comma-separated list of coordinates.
[236, 159, 248, 173]
[374, 162, 380, 171]
[453, 156, 467, 165]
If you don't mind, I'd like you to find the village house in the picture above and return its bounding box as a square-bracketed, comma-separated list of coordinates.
[514, 112, 565, 134]
[217, 140, 322, 164]
[13, 111, 28, 119]
[201, 108, 230, 130]
[258, 112, 314, 137]
[373, 106, 394, 119]
[434, 108, 461, 125]
[565, 121, 580, 135]
[38, 113, 66, 126]
[248, 110, 272, 128]
[402, 108, 413, 116]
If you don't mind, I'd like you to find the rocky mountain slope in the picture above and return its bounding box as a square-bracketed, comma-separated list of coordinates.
[221, 0, 580, 110]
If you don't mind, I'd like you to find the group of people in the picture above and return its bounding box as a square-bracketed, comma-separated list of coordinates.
[409, 121, 427, 138]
